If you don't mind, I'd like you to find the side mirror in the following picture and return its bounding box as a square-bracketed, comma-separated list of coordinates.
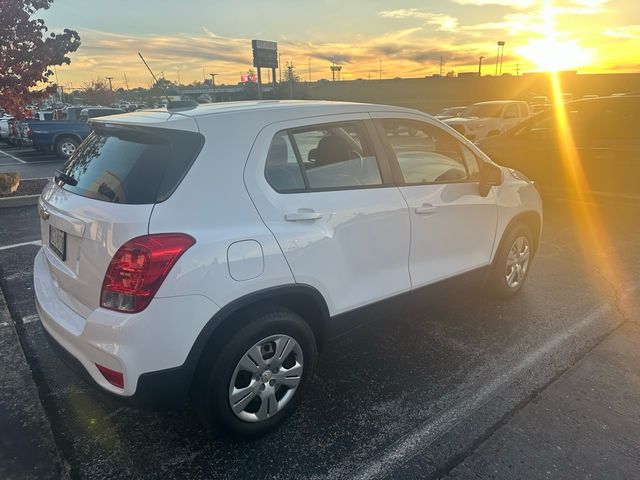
[479, 162, 503, 197]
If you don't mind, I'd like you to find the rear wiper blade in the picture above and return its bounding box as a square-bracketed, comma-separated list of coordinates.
[54, 170, 78, 186]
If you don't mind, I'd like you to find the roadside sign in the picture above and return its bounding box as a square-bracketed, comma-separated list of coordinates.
[252, 39, 278, 69]
[252, 39, 277, 51]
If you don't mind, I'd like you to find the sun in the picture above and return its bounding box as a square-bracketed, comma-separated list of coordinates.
[517, 38, 594, 71]
[515, 1, 594, 72]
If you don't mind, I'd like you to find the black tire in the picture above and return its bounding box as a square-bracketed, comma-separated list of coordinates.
[485, 224, 533, 298]
[55, 136, 79, 159]
[194, 306, 317, 439]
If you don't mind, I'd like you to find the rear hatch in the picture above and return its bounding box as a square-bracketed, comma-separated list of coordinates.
[39, 115, 204, 318]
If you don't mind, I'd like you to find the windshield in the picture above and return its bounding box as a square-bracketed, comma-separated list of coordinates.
[462, 104, 504, 118]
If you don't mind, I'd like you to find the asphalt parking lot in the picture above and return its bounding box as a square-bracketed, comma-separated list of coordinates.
[0, 142, 63, 180]
[0, 195, 639, 479]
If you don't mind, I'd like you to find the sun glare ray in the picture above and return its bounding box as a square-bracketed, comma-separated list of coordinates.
[539, 0, 631, 307]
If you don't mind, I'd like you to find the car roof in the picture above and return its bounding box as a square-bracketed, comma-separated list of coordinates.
[90, 100, 428, 131]
[139, 100, 420, 118]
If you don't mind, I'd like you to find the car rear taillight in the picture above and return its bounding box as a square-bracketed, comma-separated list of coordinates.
[100, 234, 195, 313]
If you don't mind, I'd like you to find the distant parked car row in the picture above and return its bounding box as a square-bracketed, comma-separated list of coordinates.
[433, 95, 639, 199]
[1, 107, 124, 159]
[476, 95, 640, 199]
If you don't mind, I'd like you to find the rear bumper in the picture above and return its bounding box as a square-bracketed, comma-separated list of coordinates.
[41, 324, 193, 409]
[33, 248, 219, 408]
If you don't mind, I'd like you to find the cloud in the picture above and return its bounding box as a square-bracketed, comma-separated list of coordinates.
[379, 9, 460, 32]
[603, 24, 640, 39]
[554, 0, 611, 15]
[450, 0, 536, 8]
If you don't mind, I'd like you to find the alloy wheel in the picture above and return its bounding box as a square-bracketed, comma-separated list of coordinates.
[505, 235, 530, 289]
[228, 334, 303, 422]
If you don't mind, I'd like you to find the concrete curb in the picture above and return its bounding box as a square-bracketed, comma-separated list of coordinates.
[0, 280, 63, 479]
[0, 194, 40, 208]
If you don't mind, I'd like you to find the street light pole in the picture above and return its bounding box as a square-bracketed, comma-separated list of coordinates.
[496, 41, 505, 76]
[105, 76, 113, 91]
[478, 56, 485, 77]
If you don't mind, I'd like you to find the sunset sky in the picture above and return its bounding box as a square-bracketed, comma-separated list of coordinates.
[41, 0, 640, 89]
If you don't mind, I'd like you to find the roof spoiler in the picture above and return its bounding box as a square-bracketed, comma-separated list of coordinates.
[167, 100, 199, 111]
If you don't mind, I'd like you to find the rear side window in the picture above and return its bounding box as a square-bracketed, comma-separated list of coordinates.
[59, 127, 204, 204]
[264, 132, 305, 192]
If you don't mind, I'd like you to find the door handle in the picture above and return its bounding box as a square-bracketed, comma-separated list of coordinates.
[285, 210, 323, 221]
[415, 204, 437, 215]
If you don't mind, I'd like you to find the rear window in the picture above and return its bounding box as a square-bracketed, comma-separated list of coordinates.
[58, 126, 204, 204]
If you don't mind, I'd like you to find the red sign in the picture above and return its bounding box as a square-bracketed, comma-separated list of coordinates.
[241, 74, 257, 83]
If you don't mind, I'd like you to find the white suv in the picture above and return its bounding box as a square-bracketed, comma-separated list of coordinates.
[34, 101, 542, 438]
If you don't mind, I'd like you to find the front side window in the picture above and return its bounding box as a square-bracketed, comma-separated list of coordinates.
[381, 120, 469, 184]
[265, 121, 383, 192]
[463, 104, 503, 118]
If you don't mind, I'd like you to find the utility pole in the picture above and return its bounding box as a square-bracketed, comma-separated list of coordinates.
[478, 56, 484, 77]
[287, 62, 294, 99]
[177, 70, 181, 86]
[123, 73, 129, 90]
[516, 60, 520, 76]
[53, 66, 61, 103]
[105, 76, 113, 91]
[439, 56, 444, 77]
[278, 53, 282, 82]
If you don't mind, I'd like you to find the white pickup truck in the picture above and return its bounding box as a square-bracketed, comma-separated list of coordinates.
[444, 101, 531, 142]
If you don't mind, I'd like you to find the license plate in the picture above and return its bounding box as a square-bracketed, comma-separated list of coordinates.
[49, 225, 66, 261]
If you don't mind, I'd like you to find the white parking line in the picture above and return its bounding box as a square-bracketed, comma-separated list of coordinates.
[347, 284, 640, 480]
[22, 314, 40, 324]
[0, 148, 27, 163]
[0, 240, 42, 251]
[1, 159, 60, 166]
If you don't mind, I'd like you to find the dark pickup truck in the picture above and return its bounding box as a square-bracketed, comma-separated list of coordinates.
[25, 107, 124, 159]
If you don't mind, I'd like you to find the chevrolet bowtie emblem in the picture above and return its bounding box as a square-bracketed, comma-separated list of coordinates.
[39, 205, 50, 221]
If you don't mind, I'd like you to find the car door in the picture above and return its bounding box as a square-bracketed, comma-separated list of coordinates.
[372, 113, 498, 288]
[245, 114, 411, 321]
